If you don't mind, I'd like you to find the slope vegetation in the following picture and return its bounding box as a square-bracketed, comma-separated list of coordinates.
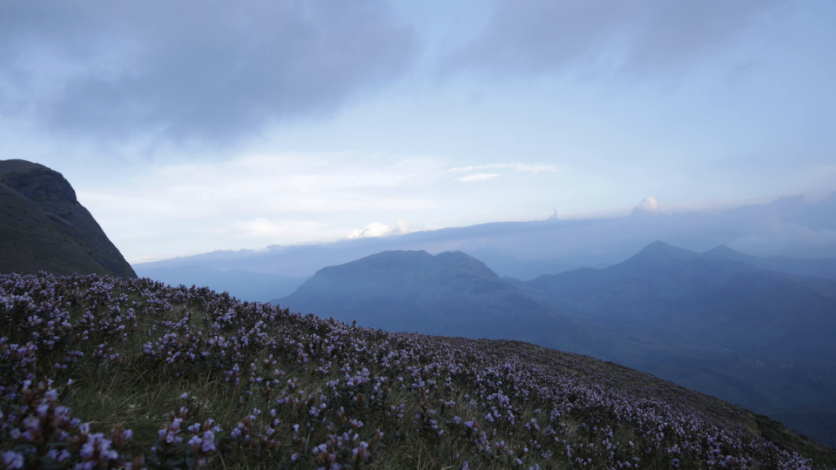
[0, 159, 136, 278]
[1, 271, 834, 468]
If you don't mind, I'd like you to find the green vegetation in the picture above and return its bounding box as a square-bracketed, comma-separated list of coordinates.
[0, 159, 135, 279]
[2, 272, 834, 469]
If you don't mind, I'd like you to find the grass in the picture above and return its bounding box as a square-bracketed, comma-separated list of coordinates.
[1, 272, 835, 469]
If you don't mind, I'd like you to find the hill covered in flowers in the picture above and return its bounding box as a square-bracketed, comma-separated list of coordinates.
[1, 271, 834, 469]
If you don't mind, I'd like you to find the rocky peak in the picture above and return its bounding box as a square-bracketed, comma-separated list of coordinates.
[0, 160, 78, 205]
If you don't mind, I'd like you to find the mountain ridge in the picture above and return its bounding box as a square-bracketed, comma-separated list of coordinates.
[277, 250, 578, 346]
[521, 242, 836, 356]
[132, 190, 836, 279]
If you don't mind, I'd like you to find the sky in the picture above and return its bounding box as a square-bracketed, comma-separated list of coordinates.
[1, 0, 835, 264]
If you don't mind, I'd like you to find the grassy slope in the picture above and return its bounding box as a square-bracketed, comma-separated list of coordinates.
[1, 272, 834, 469]
[0, 184, 116, 277]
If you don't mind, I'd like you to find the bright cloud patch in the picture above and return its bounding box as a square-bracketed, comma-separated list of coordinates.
[458, 173, 500, 182]
[347, 220, 412, 239]
[632, 196, 662, 216]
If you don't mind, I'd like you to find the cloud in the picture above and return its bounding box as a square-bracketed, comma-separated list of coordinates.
[447, 0, 787, 77]
[458, 173, 500, 182]
[449, 162, 560, 182]
[76, 153, 454, 261]
[80, 154, 443, 218]
[0, 1, 416, 143]
[224, 218, 326, 239]
[448, 163, 560, 174]
[347, 220, 412, 239]
[632, 196, 661, 216]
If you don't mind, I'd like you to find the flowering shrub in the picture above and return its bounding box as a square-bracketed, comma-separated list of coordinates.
[0, 271, 832, 469]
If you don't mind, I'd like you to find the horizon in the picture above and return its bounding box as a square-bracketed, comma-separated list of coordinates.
[2, 1, 835, 265]
[129, 192, 833, 267]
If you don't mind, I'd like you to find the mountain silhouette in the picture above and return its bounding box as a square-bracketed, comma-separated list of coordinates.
[522, 241, 836, 361]
[0, 159, 136, 278]
[133, 190, 836, 280]
[277, 250, 577, 346]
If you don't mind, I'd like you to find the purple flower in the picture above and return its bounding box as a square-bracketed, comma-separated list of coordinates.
[1, 451, 23, 469]
[46, 449, 71, 463]
[200, 431, 217, 453]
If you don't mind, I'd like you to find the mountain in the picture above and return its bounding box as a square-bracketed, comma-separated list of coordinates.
[134, 265, 309, 303]
[277, 250, 577, 347]
[517, 241, 836, 446]
[132, 191, 836, 279]
[522, 241, 836, 361]
[0, 159, 136, 278]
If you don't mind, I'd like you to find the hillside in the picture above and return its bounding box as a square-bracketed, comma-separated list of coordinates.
[1, 271, 833, 468]
[0, 159, 136, 278]
[517, 241, 836, 446]
[277, 250, 577, 348]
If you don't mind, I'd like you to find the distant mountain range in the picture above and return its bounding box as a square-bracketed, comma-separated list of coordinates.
[275, 242, 836, 447]
[519, 241, 836, 363]
[0, 159, 135, 278]
[133, 190, 836, 280]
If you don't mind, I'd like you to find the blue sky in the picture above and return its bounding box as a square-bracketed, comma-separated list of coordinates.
[1, 0, 834, 263]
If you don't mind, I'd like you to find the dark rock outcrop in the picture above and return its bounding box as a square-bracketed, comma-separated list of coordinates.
[0, 159, 136, 278]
